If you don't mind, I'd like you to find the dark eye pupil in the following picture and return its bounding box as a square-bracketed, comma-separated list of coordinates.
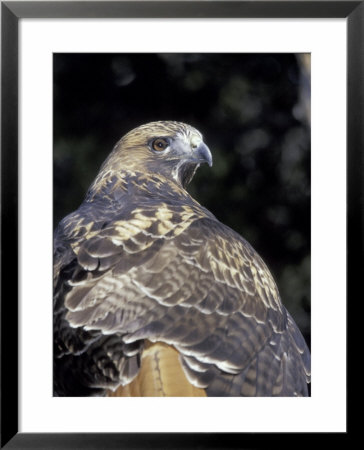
[152, 138, 168, 151]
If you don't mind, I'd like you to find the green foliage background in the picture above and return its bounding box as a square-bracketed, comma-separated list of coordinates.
[54, 53, 310, 346]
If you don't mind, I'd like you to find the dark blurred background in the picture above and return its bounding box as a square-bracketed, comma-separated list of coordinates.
[53, 53, 311, 347]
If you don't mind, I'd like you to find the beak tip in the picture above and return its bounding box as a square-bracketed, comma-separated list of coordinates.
[197, 142, 213, 168]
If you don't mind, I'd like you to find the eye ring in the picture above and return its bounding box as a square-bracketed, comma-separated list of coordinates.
[152, 138, 169, 152]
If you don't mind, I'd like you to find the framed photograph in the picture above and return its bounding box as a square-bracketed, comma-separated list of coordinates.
[2, 1, 359, 448]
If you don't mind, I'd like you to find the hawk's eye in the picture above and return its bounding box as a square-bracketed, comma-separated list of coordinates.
[152, 138, 169, 152]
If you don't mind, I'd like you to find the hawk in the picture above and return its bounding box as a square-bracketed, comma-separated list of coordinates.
[54, 121, 311, 397]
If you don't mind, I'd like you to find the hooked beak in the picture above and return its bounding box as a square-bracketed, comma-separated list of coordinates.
[192, 142, 213, 167]
[173, 140, 213, 188]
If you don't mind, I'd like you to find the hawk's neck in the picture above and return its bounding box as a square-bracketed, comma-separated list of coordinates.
[86, 169, 200, 208]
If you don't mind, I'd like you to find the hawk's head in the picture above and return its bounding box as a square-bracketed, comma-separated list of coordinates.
[102, 121, 212, 188]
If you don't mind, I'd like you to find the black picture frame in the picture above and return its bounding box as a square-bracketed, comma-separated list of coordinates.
[1, 1, 359, 448]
